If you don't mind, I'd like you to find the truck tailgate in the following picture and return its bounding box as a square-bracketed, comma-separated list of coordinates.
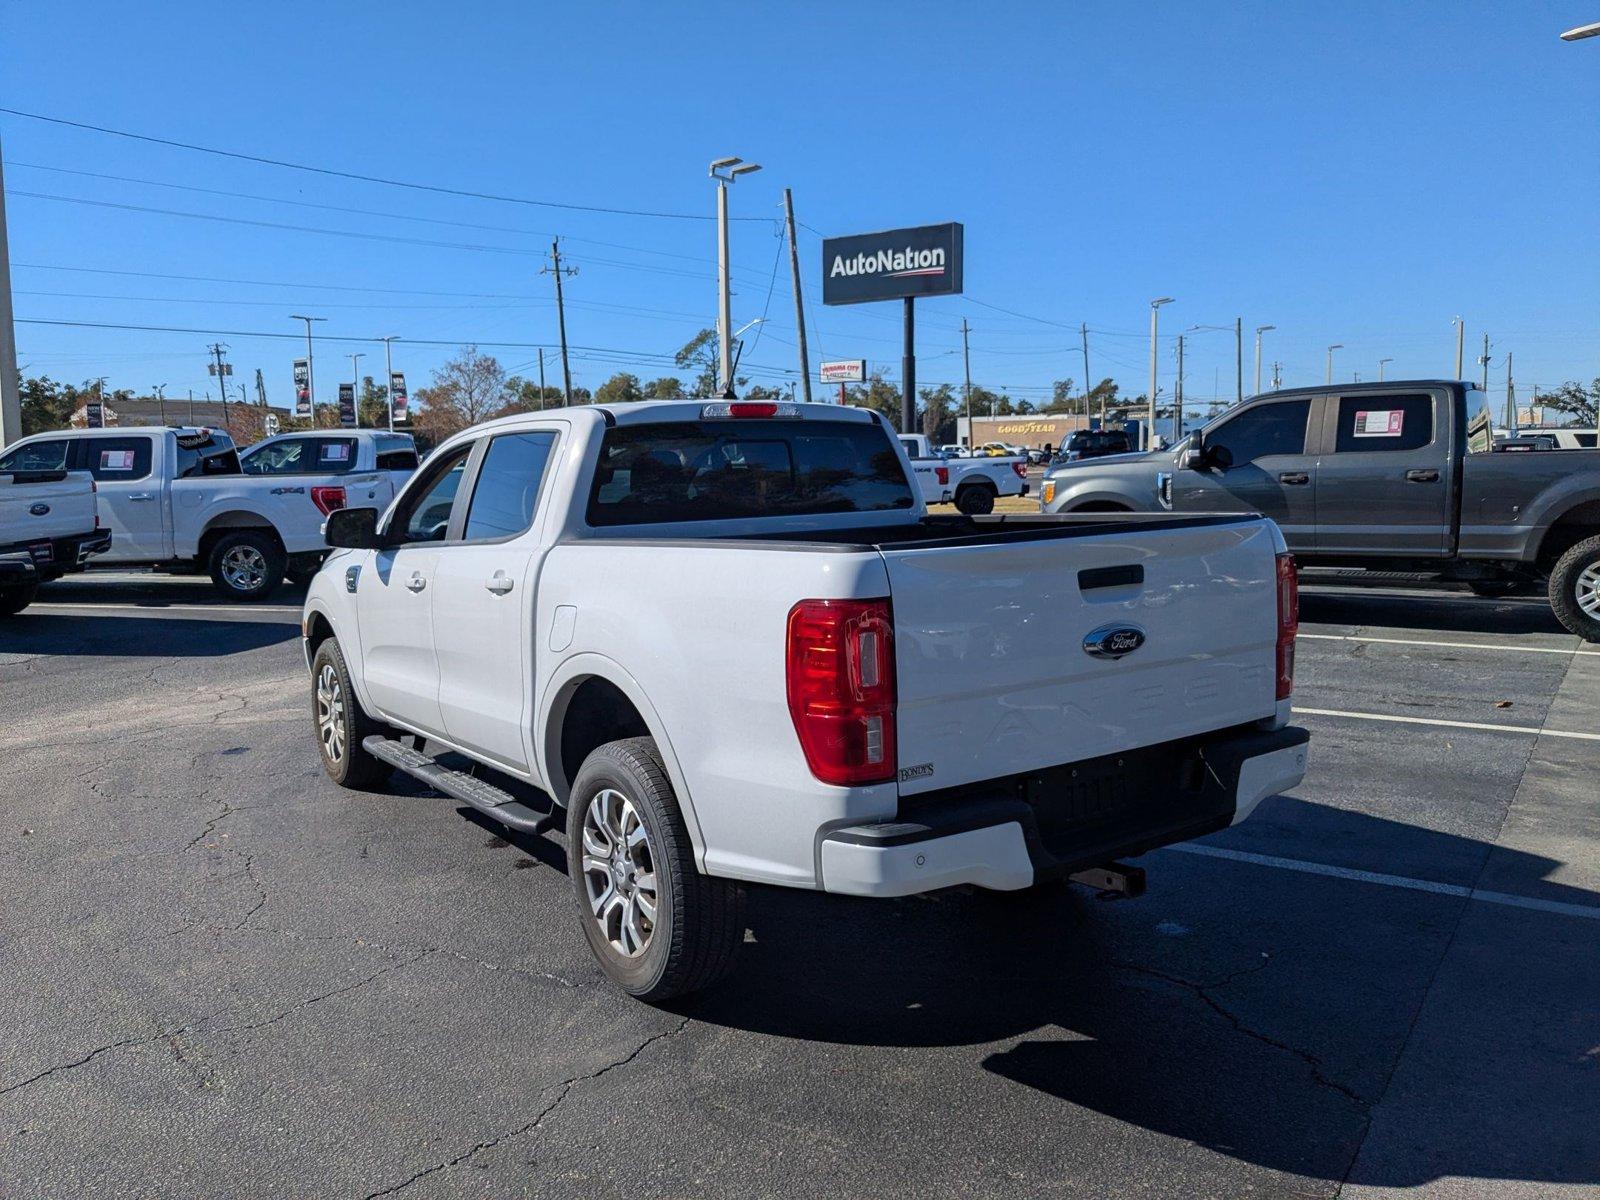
[0, 472, 96, 546]
[882, 517, 1282, 795]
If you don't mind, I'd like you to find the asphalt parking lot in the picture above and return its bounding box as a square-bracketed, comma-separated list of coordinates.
[3, 571, 1597, 1198]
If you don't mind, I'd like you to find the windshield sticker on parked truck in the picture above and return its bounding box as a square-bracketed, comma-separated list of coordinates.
[1353, 409, 1404, 437]
[321, 443, 351, 463]
[100, 449, 136, 471]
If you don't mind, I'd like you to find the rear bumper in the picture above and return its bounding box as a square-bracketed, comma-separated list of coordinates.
[0, 527, 111, 573]
[818, 724, 1309, 898]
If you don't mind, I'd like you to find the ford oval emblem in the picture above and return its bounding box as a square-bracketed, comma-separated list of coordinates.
[29, 502, 51, 516]
[1083, 624, 1146, 660]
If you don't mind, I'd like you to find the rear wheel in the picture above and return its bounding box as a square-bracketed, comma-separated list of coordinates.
[566, 737, 744, 1002]
[208, 530, 286, 601]
[310, 638, 392, 788]
[0, 582, 38, 617]
[1549, 534, 1600, 642]
[955, 484, 996, 515]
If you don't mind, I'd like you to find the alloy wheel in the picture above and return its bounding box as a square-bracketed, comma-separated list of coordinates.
[316, 662, 346, 764]
[221, 545, 267, 592]
[580, 788, 657, 958]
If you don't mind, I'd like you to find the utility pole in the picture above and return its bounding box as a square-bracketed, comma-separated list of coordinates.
[537, 349, 547, 410]
[290, 315, 325, 421]
[0, 134, 20, 449]
[1254, 325, 1275, 396]
[1174, 334, 1185, 442]
[254, 367, 267, 407]
[961, 318, 973, 444]
[902, 297, 916, 434]
[1234, 317, 1243, 406]
[1272, 361, 1282, 390]
[187, 388, 195, 424]
[153, 384, 168, 427]
[347, 353, 365, 427]
[1147, 297, 1174, 449]
[379, 336, 399, 431]
[1326, 344, 1343, 385]
[1080, 322, 1092, 422]
[209, 343, 231, 433]
[1505, 351, 1515, 431]
[782, 189, 812, 404]
[542, 240, 576, 405]
[1379, 357, 1393, 382]
[1453, 316, 1465, 379]
[1480, 332, 1491, 392]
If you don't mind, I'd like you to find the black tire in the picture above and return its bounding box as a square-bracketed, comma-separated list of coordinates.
[955, 484, 996, 516]
[1549, 534, 1600, 643]
[208, 530, 286, 601]
[566, 737, 744, 1003]
[310, 638, 393, 789]
[0, 582, 38, 617]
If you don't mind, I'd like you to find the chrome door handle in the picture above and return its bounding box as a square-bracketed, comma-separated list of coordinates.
[127, 493, 156, 501]
[405, 573, 427, 593]
[485, 572, 514, 595]
[1278, 472, 1310, 485]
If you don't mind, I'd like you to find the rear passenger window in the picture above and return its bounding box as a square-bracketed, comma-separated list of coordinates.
[376, 448, 419, 471]
[0, 439, 71, 472]
[463, 432, 558, 541]
[1207, 400, 1311, 467]
[85, 437, 153, 481]
[1333, 394, 1434, 453]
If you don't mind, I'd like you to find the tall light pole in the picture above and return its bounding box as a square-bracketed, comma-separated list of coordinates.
[1254, 325, 1275, 395]
[290, 314, 325, 422]
[1452, 316, 1465, 379]
[1378, 357, 1393, 382]
[1147, 297, 1174, 449]
[378, 336, 399, 431]
[1326, 344, 1344, 384]
[710, 156, 761, 398]
[348, 353, 364, 428]
[0, 134, 19, 449]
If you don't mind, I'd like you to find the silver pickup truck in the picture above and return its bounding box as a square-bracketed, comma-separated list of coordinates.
[1040, 380, 1600, 640]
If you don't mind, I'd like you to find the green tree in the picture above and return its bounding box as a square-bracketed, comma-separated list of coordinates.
[840, 371, 903, 426]
[1539, 379, 1599, 426]
[595, 372, 644, 405]
[918, 382, 956, 441]
[502, 375, 563, 413]
[358, 375, 390, 429]
[675, 329, 720, 397]
[19, 375, 81, 436]
[643, 376, 685, 400]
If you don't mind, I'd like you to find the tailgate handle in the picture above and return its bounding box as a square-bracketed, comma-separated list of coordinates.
[1079, 563, 1144, 591]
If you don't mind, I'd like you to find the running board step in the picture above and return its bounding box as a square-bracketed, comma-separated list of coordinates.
[363, 736, 557, 836]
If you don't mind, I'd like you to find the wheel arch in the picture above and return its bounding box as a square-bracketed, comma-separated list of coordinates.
[197, 511, 285, 563]
[1534, 498, 1600, 570]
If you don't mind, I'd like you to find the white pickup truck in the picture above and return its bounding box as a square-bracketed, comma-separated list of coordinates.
[897, 433, 1030, 513]
[0, 427, 415, 600]
[0, 467, 111, 614]
[303, 400, 1308, 1001]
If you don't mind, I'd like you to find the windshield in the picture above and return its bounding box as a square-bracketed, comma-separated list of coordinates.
[587, 419, 914, 526]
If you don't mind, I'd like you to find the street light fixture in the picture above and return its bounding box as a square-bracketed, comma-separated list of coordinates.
[347, 352, 365, 428]
[710, 156, 762, 397]
[1560, 20, 1600, 39]
[1326, 344, 1344, 384]
[1378, 356, 1394, 382]
[1147, 297, 1175, 449]
[378, 336, 400, 431]
[1254, 325, 1275, 395]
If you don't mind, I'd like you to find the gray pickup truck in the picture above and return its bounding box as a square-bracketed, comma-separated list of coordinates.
[1040, 380, 1600, 640]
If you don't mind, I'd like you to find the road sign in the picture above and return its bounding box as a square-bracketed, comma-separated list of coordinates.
[821, 223, 964, 306]
[820, 360, 867, 384]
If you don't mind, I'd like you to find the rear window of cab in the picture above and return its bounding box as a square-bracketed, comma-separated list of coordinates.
[587, 419, 914, 526]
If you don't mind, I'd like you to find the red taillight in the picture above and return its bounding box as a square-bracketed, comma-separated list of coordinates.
[1012, 461, 1028, 480]
[786, 598, 896, 786]
[1276, 553, 1299, 700]
[311, 485, 347, 516]
[728, 402, 777, 418]
[935, 466, 949, 486]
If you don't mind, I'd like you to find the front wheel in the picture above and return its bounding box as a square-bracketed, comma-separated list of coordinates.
[0, 582, 38, 617]
[1549, 534, 1600, 642]
[566, 737, 744, 1002]
[955, 485, 996, 516]
[208, 530, 287, 601]
[310, 638, 393, 788]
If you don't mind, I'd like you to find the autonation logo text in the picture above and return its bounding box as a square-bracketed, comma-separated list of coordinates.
[829, 246, 947, 279]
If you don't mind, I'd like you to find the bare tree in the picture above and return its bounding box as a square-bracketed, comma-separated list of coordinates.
[416, 345, 510, 433]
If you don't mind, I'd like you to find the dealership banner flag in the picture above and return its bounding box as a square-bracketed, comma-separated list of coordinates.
[338, 382, 356, 428]
[293, 359, 311, 417]
[390, 371, 409, 424]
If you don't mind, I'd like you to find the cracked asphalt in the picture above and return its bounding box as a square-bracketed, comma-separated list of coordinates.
[3, 571, 1598, 1198]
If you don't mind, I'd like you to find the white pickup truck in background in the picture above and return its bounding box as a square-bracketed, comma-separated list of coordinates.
[0, 467, 111, 615]
[898, 433, 1030, 513]
[303, 399, 1308, 1002]
[0, 426, 415, 600]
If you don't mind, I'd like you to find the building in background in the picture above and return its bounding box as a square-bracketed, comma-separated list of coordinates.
[955, 414, 1092, 451]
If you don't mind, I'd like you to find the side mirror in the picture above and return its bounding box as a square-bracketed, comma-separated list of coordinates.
[1180, 449, 1204, 470]
[1207, 444, 1234, 471]
[324, 506, 383, 550]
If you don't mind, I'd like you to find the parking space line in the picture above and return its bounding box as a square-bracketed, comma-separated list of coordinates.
[1166, 843, 1600, 922]
[1300, 633, 1599, 656]
[29, 603, 301, 617]
[1296, 705, 1600, 742]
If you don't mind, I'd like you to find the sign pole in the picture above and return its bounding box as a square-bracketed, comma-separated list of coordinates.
[902, 296, 916, 434]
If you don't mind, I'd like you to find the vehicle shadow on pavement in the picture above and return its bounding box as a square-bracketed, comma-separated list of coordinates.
[678, 803, 1599, 1192]
[1300, 589, 1567, 637]
[0, 614, 300, 656]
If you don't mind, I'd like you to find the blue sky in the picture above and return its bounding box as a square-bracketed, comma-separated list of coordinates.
[3, 0, 1596, 413]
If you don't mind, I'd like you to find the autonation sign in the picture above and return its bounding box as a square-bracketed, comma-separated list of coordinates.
[821, 222, 963, 306]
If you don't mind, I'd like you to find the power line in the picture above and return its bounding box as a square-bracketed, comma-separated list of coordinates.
[0, 107, 771, 223]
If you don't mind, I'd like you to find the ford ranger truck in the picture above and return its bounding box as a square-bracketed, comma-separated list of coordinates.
[1041, 380, 1600, 640]
[303, 400, 1309, 1002]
